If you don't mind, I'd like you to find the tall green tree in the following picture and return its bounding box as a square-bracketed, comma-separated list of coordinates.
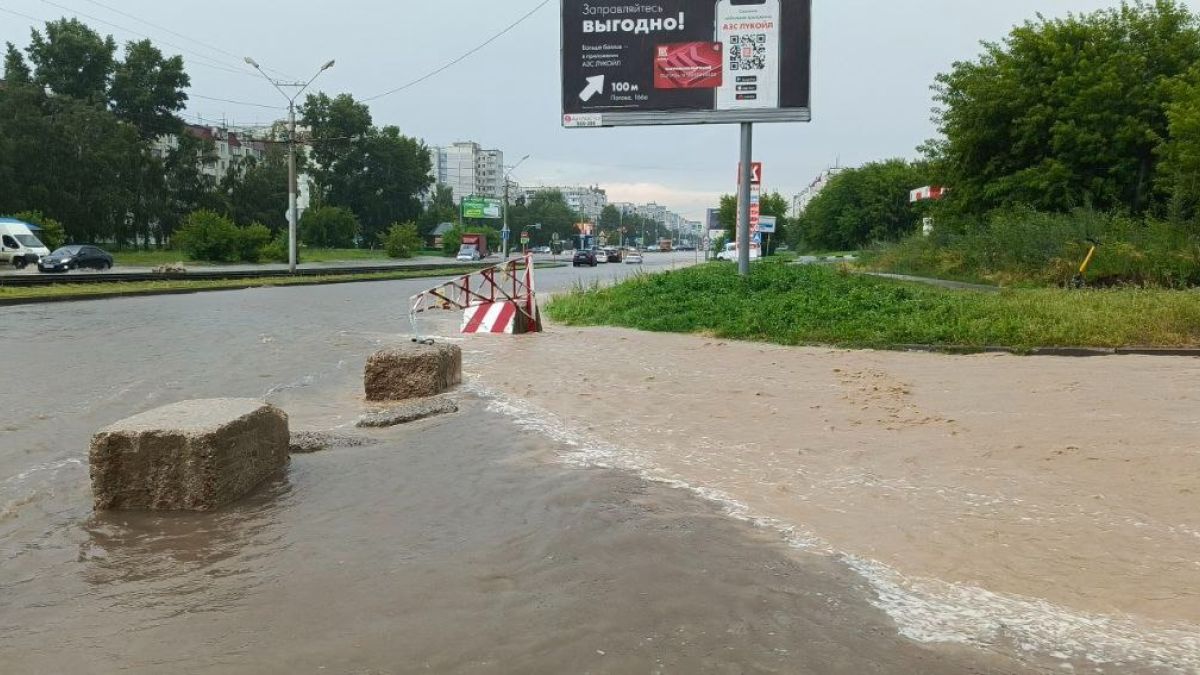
[27, 19, 116, 102]
[109, 40, 189, 139]
[929, 0, 1200, 215]
[4, 42, 31, 83]
[222, 144, 290, 232]
[507, 190, 579, 245]
[1159, 69, 1200, 222]
[791, 161, 931, 251]
[417, 185, 458, 236]
[328, 126, 432, 243]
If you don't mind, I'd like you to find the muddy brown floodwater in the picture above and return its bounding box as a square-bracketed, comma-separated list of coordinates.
[0, 277, 1033, 674]
[470, 325, 1200, 673]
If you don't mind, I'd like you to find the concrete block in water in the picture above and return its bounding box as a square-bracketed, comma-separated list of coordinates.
[364, 343, 462, 402]
[90, 399, 290, 512]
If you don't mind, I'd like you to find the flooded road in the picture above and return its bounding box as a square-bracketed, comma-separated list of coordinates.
[2, 261, 1030, 673]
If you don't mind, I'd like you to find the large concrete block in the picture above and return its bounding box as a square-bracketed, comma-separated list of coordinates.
[90, 399, 290, 512]
[364, 343, 462, 402]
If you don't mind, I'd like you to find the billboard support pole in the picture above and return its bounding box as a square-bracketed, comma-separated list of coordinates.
[738, 122, 754, 277]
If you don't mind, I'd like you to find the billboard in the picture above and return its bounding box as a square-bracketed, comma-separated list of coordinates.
[758, 215, 777, 233]
[462, 197, 503, 220]
[561, 0, 811, 127]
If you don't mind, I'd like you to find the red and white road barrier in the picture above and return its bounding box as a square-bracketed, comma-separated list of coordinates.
[409, 254, 542, 338]
[910, 185, 949, 203]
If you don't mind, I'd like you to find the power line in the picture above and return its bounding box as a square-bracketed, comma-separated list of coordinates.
[0, 4, 41, 22]
[363, 0, 551, 102]
[190, 93, 281, 110]
[78, 0, 296, 80]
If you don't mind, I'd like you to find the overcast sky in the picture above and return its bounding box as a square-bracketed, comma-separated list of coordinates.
[2, 0, 1188, 220]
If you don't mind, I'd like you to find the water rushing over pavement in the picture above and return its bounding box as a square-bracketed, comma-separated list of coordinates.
[0, 267, 1029, 673]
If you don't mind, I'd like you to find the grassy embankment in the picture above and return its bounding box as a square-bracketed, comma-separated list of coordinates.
[0, 267, 480, 304]
[546, 262, 1200, 350]
[860, 209, 1200, 289]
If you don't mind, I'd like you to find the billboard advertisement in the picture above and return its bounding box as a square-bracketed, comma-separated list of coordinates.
[462, 197, 503, 220]
[561, 0, 811, 127]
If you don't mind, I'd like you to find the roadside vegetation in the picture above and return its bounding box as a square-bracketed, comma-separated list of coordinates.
[789, 2, 1200, 290]
[546, 263, 1200, 350]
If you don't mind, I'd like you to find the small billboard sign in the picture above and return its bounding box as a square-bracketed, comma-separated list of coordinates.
[462, 197, 503, 220]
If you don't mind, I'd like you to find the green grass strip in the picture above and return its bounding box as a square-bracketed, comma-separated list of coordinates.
[545, 263, 1200, 350]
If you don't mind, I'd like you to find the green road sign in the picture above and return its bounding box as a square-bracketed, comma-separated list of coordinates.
[462, 197, 503, 220]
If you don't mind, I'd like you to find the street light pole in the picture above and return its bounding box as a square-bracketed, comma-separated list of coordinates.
[502, 154, 530, 259]
[245, 57, 335, 274]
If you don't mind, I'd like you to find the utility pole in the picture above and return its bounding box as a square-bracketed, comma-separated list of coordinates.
[501, 154, 530, 259]
[737, 123, 754, 277]
[246, 57, 335, 274]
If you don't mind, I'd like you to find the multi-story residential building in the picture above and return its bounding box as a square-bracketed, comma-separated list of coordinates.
[150, 124, 268, 179]
[428, 142, 506, 204]
[522, 185, 609, 220]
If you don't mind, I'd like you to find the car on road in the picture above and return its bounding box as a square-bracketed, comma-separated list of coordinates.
[603, 248, 623, 263]
[533, 246, 552, 254]
[593, 249, 608, 264]
[456, 249, 482, 262]
[572, 249, 598, 267]
[38, 245, 114, 273]
[624, 252, 644, 264]
[716, 242, 761, 262]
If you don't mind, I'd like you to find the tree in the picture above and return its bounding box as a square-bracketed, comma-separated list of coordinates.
[929, 0, 1200, 215]
[27, 19, 117, 102]
[4, 42, 31, 83]
[417, 185, 458, 237]
[1159, 69, 1200, 222]
[300, 206, 360, 248]
[11, 210, 65, 249]
[381, 222, 422, 258]
[791, 161, 931, 251]
[507, 190, 579, 245]
[159, 132, 222, 245]
[222, 144, 290, 233]
[301, 94, 432, 244]
[717, 190, 791, 252]
[109, 40, 189, 139]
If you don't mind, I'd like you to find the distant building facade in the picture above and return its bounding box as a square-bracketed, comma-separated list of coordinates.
[428, 141, 506, 204]
[151, 124, 268, 179]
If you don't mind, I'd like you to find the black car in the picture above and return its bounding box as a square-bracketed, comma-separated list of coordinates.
[572, 249, 597, 267]
[604, 248, 623, 263]
[39, 245, 114, 273]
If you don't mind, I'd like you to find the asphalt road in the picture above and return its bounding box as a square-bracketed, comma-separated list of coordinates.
[0, 251, 704, 277]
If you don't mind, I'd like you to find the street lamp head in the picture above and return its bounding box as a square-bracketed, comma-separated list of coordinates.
[322, 60, 336, 71]
[244, 57, 260, 69]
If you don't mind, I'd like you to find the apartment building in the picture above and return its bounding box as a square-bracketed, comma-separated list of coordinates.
[428, 142, 506, 204]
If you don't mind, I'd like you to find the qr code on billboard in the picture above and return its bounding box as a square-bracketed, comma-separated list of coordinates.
[729, 34, 767, 71]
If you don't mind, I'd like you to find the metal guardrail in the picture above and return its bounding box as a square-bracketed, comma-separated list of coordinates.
[0, 262, 498, 288]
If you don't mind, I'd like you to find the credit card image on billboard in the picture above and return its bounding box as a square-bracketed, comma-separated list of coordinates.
[716, 0, 781, 110]
[653, 42, 724, 90]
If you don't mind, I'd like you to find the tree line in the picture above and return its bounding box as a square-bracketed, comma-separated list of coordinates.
[790, 0, 1200, 257]
[0, 19, 433, 253]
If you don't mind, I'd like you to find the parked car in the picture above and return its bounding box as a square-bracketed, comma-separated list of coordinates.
[38, 245, 114, 273]
[456, 248, 482, 262]
[572, 249, 597, 267]
[604, 248, 623, 263]
[625, 252, 644, 264]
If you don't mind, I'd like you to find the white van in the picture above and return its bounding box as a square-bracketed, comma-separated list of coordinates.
[0, 220, 51, 269]
[716, 242, 762, 262]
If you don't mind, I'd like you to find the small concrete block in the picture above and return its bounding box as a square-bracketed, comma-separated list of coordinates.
[90, 399, 290, 512]
[364, 343, 462, 402]
[357, 397, 459, 428]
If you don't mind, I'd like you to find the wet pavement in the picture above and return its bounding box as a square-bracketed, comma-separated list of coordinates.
[0, 256, 1033, 673]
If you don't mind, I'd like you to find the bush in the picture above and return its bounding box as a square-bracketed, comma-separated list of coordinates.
[259, 231, 295, 264]
[381, 222, 422, 259]
[238, 223, 273, 263]
[175, 210, 242, 262]
[11, 210, 66, 250]
[300, 206, 359, 249]
[175, 211, 281, 263]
